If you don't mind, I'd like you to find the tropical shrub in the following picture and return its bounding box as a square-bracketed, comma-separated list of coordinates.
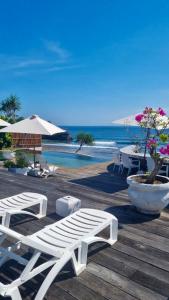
[4, 151, 28, 168]
[76, 133, 94, 153]
[0, 133, 12, 149]
[15, 151, 29, 168]
[4, 160, 16, 168]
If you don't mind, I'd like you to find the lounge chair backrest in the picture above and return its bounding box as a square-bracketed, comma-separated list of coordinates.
[28, 209, 114, 253]
[0, 192, 47, 227]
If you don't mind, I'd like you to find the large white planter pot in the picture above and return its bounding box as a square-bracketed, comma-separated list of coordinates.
[127, 175, 169, 215]
[8, 167, 29, 176]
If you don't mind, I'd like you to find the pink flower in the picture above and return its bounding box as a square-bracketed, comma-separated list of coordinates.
[147, 138, 157, 149]
[157, 107, 166, 116]
[160, 147, 167, 155]
[135, 114, 144, 122]
[159, 144, 169, 155]
[149, 138, 157, 144]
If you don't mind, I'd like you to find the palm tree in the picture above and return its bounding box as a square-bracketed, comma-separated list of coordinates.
[0, 94, 21, 122]
[0, 100, 11, 118]
[76, 132, 94, 153]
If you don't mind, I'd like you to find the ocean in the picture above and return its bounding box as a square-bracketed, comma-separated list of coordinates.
[56, 125, 147, 148]
[41, 126, 155, 167]
[41, 125, 169, 167]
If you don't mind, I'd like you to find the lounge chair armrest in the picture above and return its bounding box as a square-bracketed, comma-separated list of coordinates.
[0, 225, 23, 240]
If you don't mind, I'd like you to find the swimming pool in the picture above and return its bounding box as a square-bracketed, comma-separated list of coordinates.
[41, 151, 108, 168]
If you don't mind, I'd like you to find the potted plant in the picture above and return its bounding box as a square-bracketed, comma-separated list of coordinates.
[127, 107, 169, 214]
[4, 151, 29, 175]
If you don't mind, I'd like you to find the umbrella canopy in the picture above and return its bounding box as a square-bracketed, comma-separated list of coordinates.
[0, 115, 65, 165]
[0, 119, 10, 127]
[112, 115, 138, 126]
[0, 115, 65, 135]
[112, 114, 169, 129]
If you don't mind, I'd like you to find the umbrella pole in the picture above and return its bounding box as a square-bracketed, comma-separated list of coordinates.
[34, 145, 36, 167]
[144, 128, 150, 159]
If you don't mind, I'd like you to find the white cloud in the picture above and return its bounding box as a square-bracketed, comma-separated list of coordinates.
[43, 40, 70, 61]
[0, 40, 80, 76]
[45, 64, 82, 73]
[0, 55, 46, 71]
[14, 64, 83, 76]
[16, 59, 45, 68]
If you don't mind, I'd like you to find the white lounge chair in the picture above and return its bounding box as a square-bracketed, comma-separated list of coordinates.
[0, 192, 47, 227]
[0, 208, 118, 300]
[28, 162, 58, 178]
[41, 164, 59, 178]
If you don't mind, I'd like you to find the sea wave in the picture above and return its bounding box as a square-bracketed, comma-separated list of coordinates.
[43, 140, 117, 149]
[43, 140, 119, 160]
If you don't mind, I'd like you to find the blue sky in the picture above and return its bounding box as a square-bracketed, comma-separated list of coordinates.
[0, 0, 169, 125]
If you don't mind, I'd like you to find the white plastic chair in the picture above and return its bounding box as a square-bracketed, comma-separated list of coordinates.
[0, 208, 118, 300]
[158, 164, 169, 177]
[112, 150, 123, 174]
[0, 192, 47, 227]
[121, 153, 140, 176]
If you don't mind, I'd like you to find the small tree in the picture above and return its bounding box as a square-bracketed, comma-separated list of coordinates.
[0, 94, 21, 122]
[76, 133, 94, 153]
[135, 107, 169, 184]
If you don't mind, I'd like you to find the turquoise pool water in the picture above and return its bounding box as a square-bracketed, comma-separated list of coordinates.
[41, 151, 108, 168]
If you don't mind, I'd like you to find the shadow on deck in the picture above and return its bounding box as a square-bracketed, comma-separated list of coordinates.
[70, 173, 127, 194]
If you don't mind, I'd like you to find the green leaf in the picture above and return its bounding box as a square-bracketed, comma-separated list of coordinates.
[159, 134, 169, 143]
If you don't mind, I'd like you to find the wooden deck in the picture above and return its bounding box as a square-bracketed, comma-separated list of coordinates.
[0, 163, 169, 300]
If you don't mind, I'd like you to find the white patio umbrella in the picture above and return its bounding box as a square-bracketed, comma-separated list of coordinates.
[0, 115, 65, 164]
[112, 115, 138, 126]
[112, 114, 148, 157]
[0, 119, 10, 127]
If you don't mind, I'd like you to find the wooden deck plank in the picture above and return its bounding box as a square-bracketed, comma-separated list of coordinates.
[113, 241, 169, 272]
[87, 263, 167, 300]
[99, 248, 169, 296]
[119, 227, 169, 253]
[56, 277, 107, 300]
[104, 247, 169, 282]
[78, 271, 137, 300]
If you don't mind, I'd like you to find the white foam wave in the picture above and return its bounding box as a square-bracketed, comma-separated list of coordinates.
[43, 140, 119, 160]
[43, 140, 117, 149]
[94, 141, 117, 147]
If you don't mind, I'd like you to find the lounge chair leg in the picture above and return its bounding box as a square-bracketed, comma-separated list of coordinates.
[80, 243, 88, 266]
[7, 288, 22, 300]
[74, 245, 88, 275]
[0, 213, 11, 245]
[2, 212, 11, 227]
[108, 218, 118, 245]
[76, 243, 89, 274]
[34, 253, 72, 300]
[70, 250, 86, 276]
[38, 198, 47, 218]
